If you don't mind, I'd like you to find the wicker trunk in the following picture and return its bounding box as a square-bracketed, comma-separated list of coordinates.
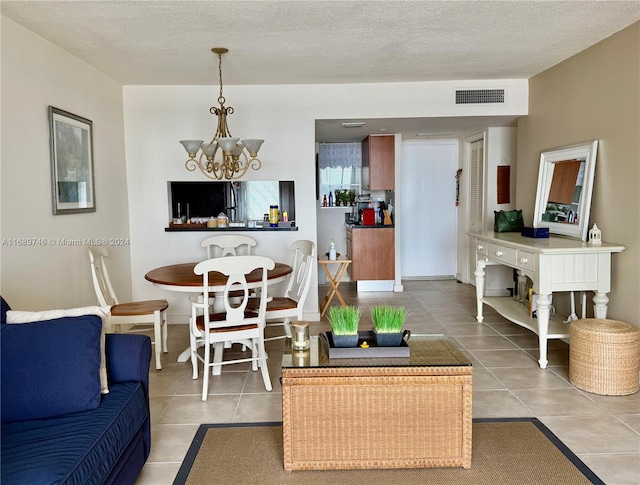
[281, 365, 473, 471]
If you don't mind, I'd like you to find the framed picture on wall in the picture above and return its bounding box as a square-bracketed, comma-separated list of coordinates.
[48, 106, 96, 214]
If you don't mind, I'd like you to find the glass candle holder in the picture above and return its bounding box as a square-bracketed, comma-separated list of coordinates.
[291, 321, 310, 350]
[292, 349, 310, 367]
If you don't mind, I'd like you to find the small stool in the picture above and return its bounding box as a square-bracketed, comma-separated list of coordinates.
[569, 319, 640, 395]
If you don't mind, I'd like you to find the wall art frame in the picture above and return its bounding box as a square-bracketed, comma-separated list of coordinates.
[49, 106, 96, 214]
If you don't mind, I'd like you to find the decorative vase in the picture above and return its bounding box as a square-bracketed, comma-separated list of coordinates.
[373, 329, 402, 347]
[373, 329, 410, 347]
[331, 333, 359, 348]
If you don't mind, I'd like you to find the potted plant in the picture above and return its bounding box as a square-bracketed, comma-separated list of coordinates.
[328, 305, 361, 347]
[371, 305, 409, 346]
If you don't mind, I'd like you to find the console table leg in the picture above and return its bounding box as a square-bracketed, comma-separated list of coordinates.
[474, 260, 486, 323]
[536, 293, 551, 369]
[593, 292, 609, 319]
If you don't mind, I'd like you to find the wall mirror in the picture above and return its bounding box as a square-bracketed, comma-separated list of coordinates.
[533, 140, 598, 240]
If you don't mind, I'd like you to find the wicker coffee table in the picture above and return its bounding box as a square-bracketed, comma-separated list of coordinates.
[281, 334, 473, 471]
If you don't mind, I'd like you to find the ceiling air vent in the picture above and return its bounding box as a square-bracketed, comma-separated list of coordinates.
[455, 88, 505, 105]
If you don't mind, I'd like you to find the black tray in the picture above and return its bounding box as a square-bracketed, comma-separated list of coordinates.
[321, 331, 410, 358]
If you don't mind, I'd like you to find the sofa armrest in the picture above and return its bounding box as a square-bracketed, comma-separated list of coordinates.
[105, 334, 151, 397]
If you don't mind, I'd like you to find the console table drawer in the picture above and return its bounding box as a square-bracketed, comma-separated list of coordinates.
[518, 251, 536, 271]
[487, 243, 517, 266]
[475, 239, 488, 256]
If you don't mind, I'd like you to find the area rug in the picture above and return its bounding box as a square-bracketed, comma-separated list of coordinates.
[173, 418, 603, 485]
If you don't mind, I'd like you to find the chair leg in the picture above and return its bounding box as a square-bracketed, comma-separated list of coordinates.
[212, 342, 224, 376]
[153, 311, 162, 370]
[202, 340, 211, 401]
[283, 317, 292, 338]
[161, 310, 168, 353]
[189, 319, 199, 380]
[107, 317, 117, 334]
[256, 338, 272, 391]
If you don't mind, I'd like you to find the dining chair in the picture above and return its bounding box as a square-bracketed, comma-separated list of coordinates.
[248, 240, 315, 342]
[189, 255, 274, 400]
[200, 235, 257, 259]
[87, 246, 168, 370]
[199, 235, 259, 306]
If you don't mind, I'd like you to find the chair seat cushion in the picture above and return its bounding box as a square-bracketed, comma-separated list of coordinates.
[1, 315, 103, 424]
[111, 300, 168, 316]
[0, 381, 147, 485]
[248, 297, 297, 312]
[195, 312, 259, 333]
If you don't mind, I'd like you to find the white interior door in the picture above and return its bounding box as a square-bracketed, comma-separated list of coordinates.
[400, 140, 458, 278]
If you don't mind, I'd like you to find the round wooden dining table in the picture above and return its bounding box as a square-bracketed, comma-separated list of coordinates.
[145, 261, 292, 367]
[145, 261, 292, 293]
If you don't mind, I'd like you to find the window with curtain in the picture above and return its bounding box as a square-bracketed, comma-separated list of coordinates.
[318, 142, 361, 205]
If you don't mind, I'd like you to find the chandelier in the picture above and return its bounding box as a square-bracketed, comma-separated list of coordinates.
[180, 48, 263, 180]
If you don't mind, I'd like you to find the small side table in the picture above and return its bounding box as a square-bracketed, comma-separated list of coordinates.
[318, 256, 351, 317]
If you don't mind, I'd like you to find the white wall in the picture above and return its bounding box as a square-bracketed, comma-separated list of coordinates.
[1, 16, 130, 310]
[123, 81, 528, 322]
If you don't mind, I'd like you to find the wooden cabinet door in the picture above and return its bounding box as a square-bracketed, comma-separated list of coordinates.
[362, 135, 394, 190]
[352, 228, 394, 280]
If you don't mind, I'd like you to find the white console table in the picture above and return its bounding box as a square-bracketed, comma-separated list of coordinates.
[469, 231, 624, 368]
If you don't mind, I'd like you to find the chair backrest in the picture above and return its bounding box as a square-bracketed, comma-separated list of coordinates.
[87, 246, 119, 307]
[194, 255, 275, 327]
[284, 240, 316, 307]
[200, 235, 257, 259]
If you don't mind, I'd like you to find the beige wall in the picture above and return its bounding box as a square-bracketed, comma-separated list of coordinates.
[0, 17, 132, 310]
[516, 22, 639, 325]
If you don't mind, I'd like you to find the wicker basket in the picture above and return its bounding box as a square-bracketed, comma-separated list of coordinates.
[569, 319, 640, 395]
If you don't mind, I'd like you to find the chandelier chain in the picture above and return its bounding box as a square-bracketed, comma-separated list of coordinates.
[218, 51, 224, 102]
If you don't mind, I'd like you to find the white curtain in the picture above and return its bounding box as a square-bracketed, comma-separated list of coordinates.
[318, 143, 362, 169]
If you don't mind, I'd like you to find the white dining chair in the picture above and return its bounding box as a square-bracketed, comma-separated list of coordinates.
[200, 235, 257, 259]
[189, 255, 274, 400]
[87, 246, 168, 370]
[248, 240, 315, 341]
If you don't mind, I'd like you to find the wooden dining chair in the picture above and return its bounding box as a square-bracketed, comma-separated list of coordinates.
[189, 255, 274, 400]
[248, 240, 315, 341]
[200, 235, 257, 259]
[88, 246, 168, 370]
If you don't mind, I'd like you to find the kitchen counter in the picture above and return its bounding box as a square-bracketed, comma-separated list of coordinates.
[344, 216, 394, 228]
[345, 222, 394, 288]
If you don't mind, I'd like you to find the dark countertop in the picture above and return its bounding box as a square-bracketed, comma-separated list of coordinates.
[345, 220, 394, 229]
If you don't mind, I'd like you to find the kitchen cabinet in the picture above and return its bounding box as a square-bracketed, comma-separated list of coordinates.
[346, 225, 394, 281]
[362, 135, 394, 190]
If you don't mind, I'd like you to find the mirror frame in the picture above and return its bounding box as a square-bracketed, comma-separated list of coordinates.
[533, 140, 598, 241]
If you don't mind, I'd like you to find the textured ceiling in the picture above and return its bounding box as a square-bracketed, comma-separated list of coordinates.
[2, 0, 638, 141]
[2, 0, 639, 86]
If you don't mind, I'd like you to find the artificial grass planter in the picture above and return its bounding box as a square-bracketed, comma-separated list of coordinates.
[329, 306, 361, 347]
[371, 305, 408, 346]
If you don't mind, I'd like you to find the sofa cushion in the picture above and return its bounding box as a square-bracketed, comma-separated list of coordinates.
[1, 315, 102, 424]
[1, 381, 148, 485]
[6, 306, 110, 394]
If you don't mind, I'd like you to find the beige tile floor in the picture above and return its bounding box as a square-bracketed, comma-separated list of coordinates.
[135, 280, 640, 485]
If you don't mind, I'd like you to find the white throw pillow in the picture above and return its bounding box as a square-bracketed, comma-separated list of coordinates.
[6, 306, 110, 394]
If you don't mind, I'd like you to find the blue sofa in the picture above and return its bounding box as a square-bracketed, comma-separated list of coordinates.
[1, 297, 152, 485]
